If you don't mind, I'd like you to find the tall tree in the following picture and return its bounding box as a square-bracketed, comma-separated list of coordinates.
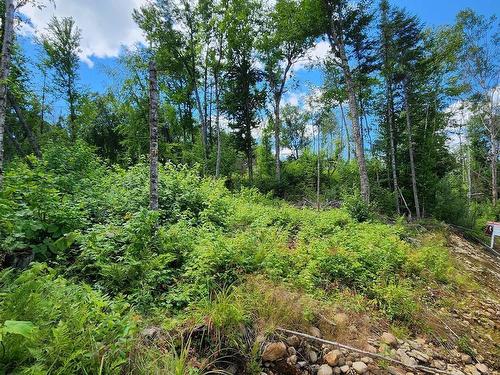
[149, 59, 159, 210]
[0, 0, 15, 188]
[319, 0, 372, 202]
[40, 16, 82, 141]
[259, 0, 315, 182]
[222, 0, 263, 182]
[455, 10, 499, 206]
[379, 0, 400, 214]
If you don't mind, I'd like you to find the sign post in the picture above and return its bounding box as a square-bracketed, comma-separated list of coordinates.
[487, 222, 500, 249]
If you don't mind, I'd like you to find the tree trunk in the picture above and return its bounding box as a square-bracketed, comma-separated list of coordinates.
[149, 59, 159, 211]
[7, 91, 42, 159]
[274, 94, 281, 182]
[316, 121, 321, 211]
[386, 79, 400, 215]
[215, 72, 222, 178]
[338, 103, 351, 161]
[403, 80, 420, 219]
[491, 128, 498, 206]
[0, 0, 14, 189]
[336, 41, 370, 202]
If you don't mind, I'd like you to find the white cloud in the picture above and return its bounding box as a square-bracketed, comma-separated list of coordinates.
[21, 0, 147, 67]
[294, 40, 330, 71]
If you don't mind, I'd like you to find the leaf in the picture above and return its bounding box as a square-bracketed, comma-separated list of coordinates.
[3, 320, 37, 338]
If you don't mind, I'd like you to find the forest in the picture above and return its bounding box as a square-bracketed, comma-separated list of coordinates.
[0, 0, 499, 374]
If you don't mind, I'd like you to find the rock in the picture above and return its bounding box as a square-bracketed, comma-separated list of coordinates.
[360, 357, 372, 364]
[286, 335, 301, 348]
[262, 342, 287, 361]
[464, 365, 480, 375]
[381, 332, 397, 347]
[287, 355, 297, 365]
[318, 364, 334, 375]
[364, 344, 377, 353]
[431, 360, 447, 370]
[475, 363, 489, 374]
[352, 361, 368, 374]
[141, 326, 161, 341]
[288, 346, 297, 356]
[407, 349, 430, 363]
[461, 354, 473, 364]
[309, 326, 322, 338]
[415, 338, 426, 346]
[333, 367, 341, 375]
[308, 350, 318, 363]
[324, 350, 343, 366]
[298, 361, 308, 368]
[396, 349, 417, 367]
[387, 366, 405, 375]
[340, 365, 350, 373]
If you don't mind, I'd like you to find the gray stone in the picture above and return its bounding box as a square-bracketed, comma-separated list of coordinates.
[317, 364, 334, 375]
[475, 363, 489, 374]
[340, 365, 350, 373]
[286, 335, 301, 348]
[396, 349, 417, 367]
[352, 361, 368, 374]
[407, 349, 430, 363]
[309, 350, 318, 363]
[309, 326, 322, 338]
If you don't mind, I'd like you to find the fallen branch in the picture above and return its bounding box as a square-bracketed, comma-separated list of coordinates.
[276, 327, 453, 375]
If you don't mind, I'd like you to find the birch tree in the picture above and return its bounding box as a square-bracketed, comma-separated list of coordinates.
[0, 0, 14, 188]
[319, 0, 371, 202]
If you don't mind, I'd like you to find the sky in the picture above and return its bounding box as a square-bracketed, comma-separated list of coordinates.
[17, 0, 500, 121]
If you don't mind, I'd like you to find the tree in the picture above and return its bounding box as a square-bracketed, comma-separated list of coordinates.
[149, 59, 159, 210]
[455, 10, 499, 206]
[40, 16, 82, 141]
[318, 0, 372, 202]
[259, 0, 315, 182]
[222, 0, 263, 182]
[379, 0, 400, 214]
[281, 104, 311, 159]
[0, 0, 15, 188]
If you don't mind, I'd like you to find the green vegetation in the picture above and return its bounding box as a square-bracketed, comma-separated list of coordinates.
[0, 145, 468, 373]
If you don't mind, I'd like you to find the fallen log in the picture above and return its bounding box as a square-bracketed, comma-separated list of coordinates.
[276, 327, 454, 375]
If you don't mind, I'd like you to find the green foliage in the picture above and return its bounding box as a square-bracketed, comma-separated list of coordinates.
[0, 145, 469, 373]
[0, 264, 136, 374]
[342, 191, 373, 222]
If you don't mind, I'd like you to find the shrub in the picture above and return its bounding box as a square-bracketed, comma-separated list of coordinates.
[0, 264, 137, 374]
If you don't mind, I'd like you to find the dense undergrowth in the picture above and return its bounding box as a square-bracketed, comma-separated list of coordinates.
[0, 143, 468, 374]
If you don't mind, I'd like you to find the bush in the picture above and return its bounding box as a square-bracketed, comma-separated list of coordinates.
[0, 264, 137, 374]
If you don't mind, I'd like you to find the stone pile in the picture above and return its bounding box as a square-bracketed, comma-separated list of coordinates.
[259, 329, 496, 375]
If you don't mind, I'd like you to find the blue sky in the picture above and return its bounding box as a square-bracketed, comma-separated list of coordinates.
[19, 0, 499, 114]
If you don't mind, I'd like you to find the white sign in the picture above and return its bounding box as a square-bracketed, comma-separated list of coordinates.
[488, 222, 500, 249]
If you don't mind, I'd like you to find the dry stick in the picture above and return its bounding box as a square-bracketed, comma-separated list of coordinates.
[276, 328, 453, 375]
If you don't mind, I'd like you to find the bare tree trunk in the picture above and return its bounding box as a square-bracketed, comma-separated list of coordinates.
[467, 144, 472, 203]
[491, 129, 497, 206]
[403, 80, 420, 219]
[0, 0, 14, 189]
[215, 73, 222, 178]
[274, 94, 281, 182]
[149, 60, 159, 211]
[41, 70, 46, 134]
[338, 103, 351, 162]
[386, 80, 400, 215]
[7, 92, 42, 159]
[337, 46, 370, 202]
[316, 121, 321, 211]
